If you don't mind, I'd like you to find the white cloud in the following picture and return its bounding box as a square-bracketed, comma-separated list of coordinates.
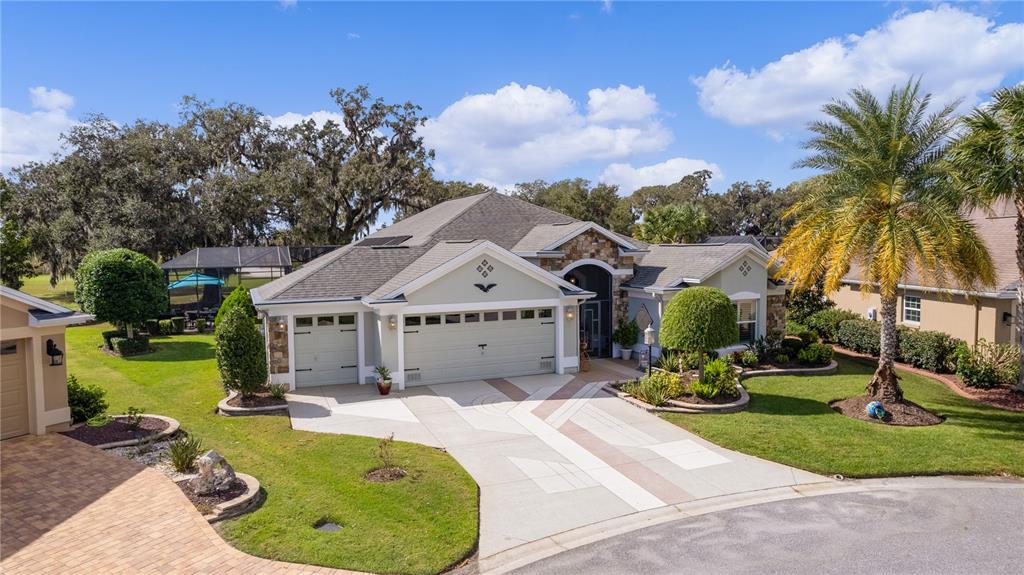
[693, 6, 1024, 134]
[601, 0, 613, 14]
[600, 158, 723, 194]
[267, 110, 345, 129]
[420, 82, 672, 183]
[587, 85, 658, 123]
[346, 32, 360, 40]
[278, 0, 297, 9]
[0, 87, 80, 170]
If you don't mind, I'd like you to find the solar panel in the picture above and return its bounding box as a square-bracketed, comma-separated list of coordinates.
[357, 235, 412, 247]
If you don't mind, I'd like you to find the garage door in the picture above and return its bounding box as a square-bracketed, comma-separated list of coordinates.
[404, 307, 556, 386]
[293, 314, 358, 387]
[1, 341, 30, 440]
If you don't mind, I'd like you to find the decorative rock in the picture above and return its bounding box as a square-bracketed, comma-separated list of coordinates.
[191, 450, 237, 495]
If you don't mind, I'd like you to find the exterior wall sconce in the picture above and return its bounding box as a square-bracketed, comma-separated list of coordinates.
[565, 307, 575, 320]
[388, 315, 398, 330]
[46, 339, 64, 366]
[1003, 312, 1014, 327]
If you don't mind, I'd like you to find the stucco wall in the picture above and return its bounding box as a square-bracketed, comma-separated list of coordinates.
[363, 311, 380, 369]
[702, 256, 769, 339]
[2, 304, 28, 328]
[409, 256, 556, 305]
[832, 284, 1013, 345]
[42, 333, 68, 412]
[563, 306, 579, 359]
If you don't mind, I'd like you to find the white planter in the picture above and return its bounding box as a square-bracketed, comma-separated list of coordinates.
[612, 344, 622, 359]
[621, 349, 633, 360]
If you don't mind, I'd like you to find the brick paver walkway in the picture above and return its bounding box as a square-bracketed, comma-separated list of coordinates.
[1, 434, 361, 574]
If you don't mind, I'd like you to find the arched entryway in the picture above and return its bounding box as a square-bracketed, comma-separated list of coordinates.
[565, 264, 612, 357]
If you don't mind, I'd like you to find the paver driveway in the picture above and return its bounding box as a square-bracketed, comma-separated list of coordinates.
[288, 360, 827, 557]
[0, 434, 358, 575]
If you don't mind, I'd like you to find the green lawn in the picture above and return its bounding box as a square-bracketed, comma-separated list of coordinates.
[662, 358, 1024, 478]
[65, 324, 478, 575]
[20, 274, 78, 309]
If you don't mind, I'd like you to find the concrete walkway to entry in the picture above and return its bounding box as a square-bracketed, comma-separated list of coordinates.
[288, 360, 828, 558]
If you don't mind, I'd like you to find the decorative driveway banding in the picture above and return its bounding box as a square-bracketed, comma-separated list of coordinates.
[0, 434, 361, 575]
[288, 360, 828, 558]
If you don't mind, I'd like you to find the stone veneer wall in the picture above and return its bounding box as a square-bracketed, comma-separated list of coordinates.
[267, 316, 289, 375]
[766, 294, 786, 336]
[538, 230, 634, 328]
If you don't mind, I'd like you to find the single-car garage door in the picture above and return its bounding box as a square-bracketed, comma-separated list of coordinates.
[294, 314, 358, 387]
[1, 340, 30, 440]
[404, 307, 556, 386]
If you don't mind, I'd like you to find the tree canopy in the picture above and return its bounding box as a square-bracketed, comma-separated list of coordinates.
[74, 248, 167, 338]
[634, 203, 709, 244]
[660, 287, 738, 377]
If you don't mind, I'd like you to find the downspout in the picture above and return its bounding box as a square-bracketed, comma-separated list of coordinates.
[973, 298, 980, 348]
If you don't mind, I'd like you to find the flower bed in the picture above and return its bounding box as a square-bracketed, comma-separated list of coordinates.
[217, 390, 289, 416]
[60, 414, 179, 448]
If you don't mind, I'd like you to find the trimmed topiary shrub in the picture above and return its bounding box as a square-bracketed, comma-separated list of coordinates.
[781, 337, 805, 356]
[898, 329, 958, 373]
[836, 319, 881, 356]
[806, 309, 860, 342]
[660, 287, 738, 378]
[159, 319, 173, 335]
[101, 329, 126, 350]
[75, 248, 166, 341]
[171, 316, 186, 334]
[798, 343, 834, 366]
[215, 287, 256, 332]
[110, 336, 150, 356]
[216, 306, 268, 399]
[67, 374, 108, 423]
[144, 319, 161, 336]
[195, 318, 207, 333]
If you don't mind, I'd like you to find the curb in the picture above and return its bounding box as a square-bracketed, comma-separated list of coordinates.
[476, 475, 1024, 574]
[604, 383, 750, 414]
[94, 414, 180, 449]
[739, 359, 838, 379]
[217, 391, 289, 416]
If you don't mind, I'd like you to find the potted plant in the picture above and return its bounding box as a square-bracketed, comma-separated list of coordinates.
[614, 319, 640, 361]
[375, 365, 392, 396]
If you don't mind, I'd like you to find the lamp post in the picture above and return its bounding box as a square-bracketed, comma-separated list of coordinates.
[643, 325, 655, 377]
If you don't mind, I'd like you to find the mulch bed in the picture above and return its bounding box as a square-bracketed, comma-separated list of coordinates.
[226, 392, 288, 409]
[945, 379, 1024, 412]
[61, 416, 169, 446]
[671, 393, 740, 405]
[174, 478, 248, 515]
[364, 466, 407, 483]
[830, 396, 944, 426]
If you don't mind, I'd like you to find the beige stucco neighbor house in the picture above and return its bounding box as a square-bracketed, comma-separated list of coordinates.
[0, 287, 93, 440]
[832, 200, 1018, 346]
[252, 192, 785, 391]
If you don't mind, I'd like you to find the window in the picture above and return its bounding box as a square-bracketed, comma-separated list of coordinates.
[405, 316, 421, 327]
[903, 296, 921, 323]
[425, 315, 441, 325]
[484, 311, 499, 322]
[735, 301, 757, 344]
[538, 308, 553, 319]
[296, 317, 313, 328]
[520, 309, 535, 320]
[0, 343, 17, 356]
[445, 314, 461, 324]
[317, 316, 334, 326]
[502, 310, 517, 321]
[338, 315, 355, 325]
[465, 312, 480, 323]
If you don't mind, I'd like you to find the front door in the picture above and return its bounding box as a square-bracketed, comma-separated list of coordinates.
[579, 301, 605, 358]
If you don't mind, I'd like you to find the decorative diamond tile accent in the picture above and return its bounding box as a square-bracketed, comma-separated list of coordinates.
[477, 259, 494, 278]
[739, 260, 751, 276]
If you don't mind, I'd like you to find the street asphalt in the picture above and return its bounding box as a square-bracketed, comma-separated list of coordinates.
[510, 487, 1023, 575]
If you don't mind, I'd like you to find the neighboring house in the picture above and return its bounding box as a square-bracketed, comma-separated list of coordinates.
[253, 192, 785, 390]
[0, 287, 93, 440]
[832, 200, 1018, 345]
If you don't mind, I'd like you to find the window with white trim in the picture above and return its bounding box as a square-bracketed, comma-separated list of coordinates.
[903, 296, 921, 323]
[735, 300, 757, 344]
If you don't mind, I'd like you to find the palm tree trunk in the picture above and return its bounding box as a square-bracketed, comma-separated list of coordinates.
[1015, 197, 1024, 393]
[867, 294, 904, 402]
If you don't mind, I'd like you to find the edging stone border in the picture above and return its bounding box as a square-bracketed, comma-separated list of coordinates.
[93, 414, 180, 449]
[217, 390, 289, 416]
[205, 472, 263, 523]
[602, 382, 750, 414]
[738, 360, 839, 379]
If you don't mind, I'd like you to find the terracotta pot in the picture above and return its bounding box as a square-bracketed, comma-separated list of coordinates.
[377, 379, 392, 396]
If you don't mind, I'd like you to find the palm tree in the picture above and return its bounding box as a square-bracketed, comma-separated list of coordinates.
[950, 85, 1024, 391]
[773, 81, 995, 403]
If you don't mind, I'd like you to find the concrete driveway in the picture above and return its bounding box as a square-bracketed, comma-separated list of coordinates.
[288, 360, 827, 558]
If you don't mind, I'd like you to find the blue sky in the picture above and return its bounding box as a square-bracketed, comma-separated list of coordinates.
[3, 1, 1023, 194]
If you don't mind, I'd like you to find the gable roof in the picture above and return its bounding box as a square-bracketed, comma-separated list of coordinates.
[0, 286, 94, 327]
[702, 235, 766, 250]
[626, 243, 766, 290]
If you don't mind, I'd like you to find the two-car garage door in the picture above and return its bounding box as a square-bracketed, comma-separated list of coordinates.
[404, 307, 556, 386]
[293, 314, 358, 388]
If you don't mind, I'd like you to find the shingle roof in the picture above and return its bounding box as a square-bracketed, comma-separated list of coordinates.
[512, 222, 590, 252]
[626, 243, 754, 289]
[368, 241, 484, 300]
[702, 235, 765, 250]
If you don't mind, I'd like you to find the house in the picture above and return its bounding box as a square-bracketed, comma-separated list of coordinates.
[832, 200, 1018, 345]
[252, 192, 785, 390]
[0, 287, 93, 440]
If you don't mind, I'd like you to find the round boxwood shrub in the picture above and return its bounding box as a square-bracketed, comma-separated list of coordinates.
[660, 287, 738, 377]
[215, 306, 268, 399]
[75, 249, 166, 340]
[215, 287, 256, 331]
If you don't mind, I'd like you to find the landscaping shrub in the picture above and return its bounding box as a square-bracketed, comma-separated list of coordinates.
[774, 353, 790, 365]
[169, 435, 204, 472]
[785, 320, 808, 336]
[269, 383, 288, 399]
[798, 343, 834, 366]
[215, 287, 257, 331]
[659, 287, 737, 377]
[836, 319, 881, 356]
[748, 333, 781, 363]
[67, 374, 108, 423]
[898, 329, 958, 373]
[171, 316, 186, 334]
[785, 283, 834, 324]
[955, 339, 1021, 388]
[781, 337, 805, 356]
[101, 329, 125, 349]
[797, 330, 819, 345]
[75, 248, 166, 340]
[613, 319, 640, 351]
[195, 318, 207, 333]
[806, 309, 860, 342]
[158, 319, 173, 335]
[216, 306, 268, 398]
[123, 406, 144, 431]
[693, 358, 738, 400]
[621, 370, 684, 406]
[144, 319, 161, 336]
[740, 350, 759, 367]
[657, 349, 681, 372]
[110, 335, 150, 356]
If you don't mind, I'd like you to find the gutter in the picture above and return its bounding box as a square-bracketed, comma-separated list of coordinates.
[842, 279, 1014, 300]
